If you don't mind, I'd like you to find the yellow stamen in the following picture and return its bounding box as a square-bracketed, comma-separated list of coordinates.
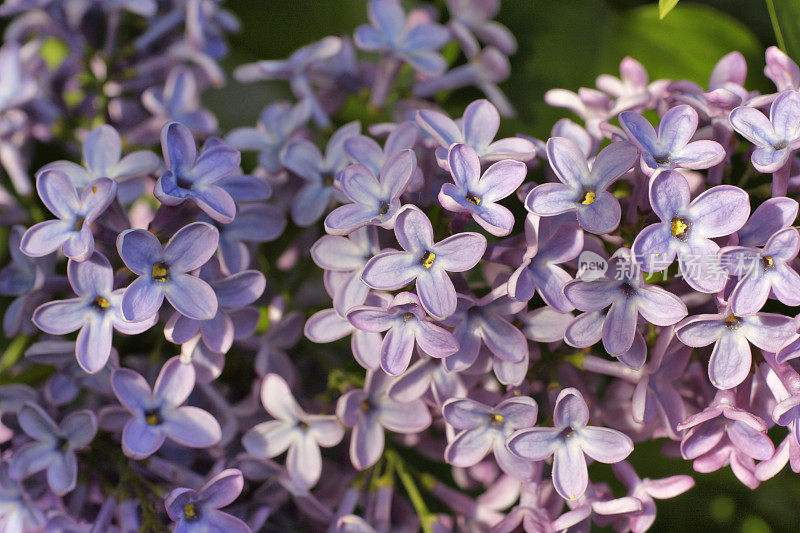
[581, 191, 596, 205]
[671, 218, 688, 238]
[490, 413, 504, 425]
[421, 251, 436, 269]
[466, 193, 481, 206]
[151, 262, 169, 282]
[402, 312, 414, 322]
[184, 503, 198, 521]
[94, 296, 110, 309]
[145, 413, 160, 425]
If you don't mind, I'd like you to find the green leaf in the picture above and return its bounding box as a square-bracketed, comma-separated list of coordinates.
[599, 4, 764, 87]
[658, 0, 680, 19]
[766, 0, 800, 62]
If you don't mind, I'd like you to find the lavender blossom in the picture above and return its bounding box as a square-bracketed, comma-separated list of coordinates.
[360, 206, 486, 319]
[20, 172, 116, 262]
[242, 374, 343, 489]
[9, 403, 97, 495]
[508, 388, 633, 501]
[165, 469, 250, 533]
[439, 143, 526, 236]
[117, 221, 219, 322]
[111, 357, 221, 459]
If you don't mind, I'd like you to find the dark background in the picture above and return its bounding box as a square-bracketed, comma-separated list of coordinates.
[204, 1, 797, 531]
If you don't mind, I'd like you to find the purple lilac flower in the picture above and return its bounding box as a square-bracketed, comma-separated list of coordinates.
[325, 149, 415, 235]
[387, 355, 466, 406]
[242, 374, 343, 489]
[234, 36, 343, 128]
[525, 138, 637, 234]
[612, 461, 695, 533]
[344, 121, 420, 178]
[165, 469, 250, 533]
[564, 248, 687, 369]
[595, 57, 661, 112]
[445, 0, 517, 55]
[154, 122, 241, 223]
[507, 215, 583, 312]
[730, 90, 800, 173]
[9, 403, 96, 495]
[40, 124, 160, 190]
[443, 396, 537, 479]
[214, 203, 286, 273]
[347, 291, 459, 375]
[361, 206, 486, 319]
[111, 357, 221, 459]
[165, 258, 265, 354]
[721, 227, 800, 315]
[734, 196, 798, 248]
[32, 252, 156, 374]
[224, 100, 311, 173]
[355, 0, 450, 107]
[141, 66, 218, 139]
[439, 143, 526, 236]
[544, 86, 618, 139]
[20, 171, 116, 262]
[281, 121, 360, 227]
[508, 388, 633, 501]
[631, 169, 750, 293]
[677, 387, 774, 488]
[675, 306, 795, 389]
[440, 288, 527, 372]
[415, 99, 535, 170]
[117, 221, 219, 322]
[618, 104, 725, 176]
[336, 370, 430, 470]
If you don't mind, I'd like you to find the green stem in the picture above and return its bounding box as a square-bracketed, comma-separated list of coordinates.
[385, 450, 434, 533]
[766, 0, 787, 51]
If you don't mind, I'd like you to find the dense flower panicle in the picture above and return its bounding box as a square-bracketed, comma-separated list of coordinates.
[4, 0, 800, 530]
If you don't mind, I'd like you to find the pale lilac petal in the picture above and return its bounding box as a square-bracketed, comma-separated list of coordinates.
[602, 297, 638, 355]
[162, 406, 221, 447]
[394, 207, 434, 252]
[463, 99, 500, 148]
[636, 286, 687, 326]
[576, 191, 620, 234]
[417, 267, 457, 319]
[111, 368, 151, 413]
[708, 333, 751, 389]
[117, 229, 162, 275]
[552, 441, 588, 500]
[690, 185, 750, 237]
[46, 452, 76, 495]
[632, 223, 674, 272]
[675, 315, 724, 347]
[163, 222, 219, 272]
[553, 388, 589, 428]
[525, 183, 577, 216]
[415, 110, 462, 148]
[32, 300, 88, 335]
[672, 140, 725, 169]
[578, 426, 633, 463]
[75, 319, 113, 374]
[122, 418, 165, 459]
[20, 220, 71, 257]
[36, 170, 79, 220]
[435, 232, 486, 271]
[547, 137, 589, 188]
[242, 420, 296, 457]
[286, 431, 322, 488]
[18, 402, 59, 440]
[477, 159, 527, 202]
[381, 325, 416, 375]
[121, 277, 164, 322]
[649, 170, 690, 222]
[415, 321, 459, 358]
[729, 106, 776, 146]
[164, 274, 217, 321]
[445, 428, 492, 467]
[658, 105, 697, 152]
[361, 251, 418, 290]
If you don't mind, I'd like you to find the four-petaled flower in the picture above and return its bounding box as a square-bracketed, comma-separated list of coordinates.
[632, 170, 750, 293]
[443, 396, 538, 479]
[507, 388, 633, 501]
[347, 291, 459, 375]
[111, 357, 222, 459]
[242, 374, 343, 489]
[154, 122, 241, 224]
[729, 90, 800, 173]
[9, 403, 97, 496]
[117, 222, 219, 322]
[440, 143, 527, 236]
[361, 206, 486, 319]
[20, 171, 117, 262]
[525, 137, 638, 234]
[32, 252, 156, 374]
[619, 104, 725, 176]
[325, 149, 416, 235]
[165, 469, 250, 533]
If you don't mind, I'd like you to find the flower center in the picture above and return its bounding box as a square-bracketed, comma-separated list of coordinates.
[670, 217, 691, 241]
[183, 503, 201, 522]
[724, 314, 743, 331]
[489, 413, 504, 426]
[580, 191, 595, 205]
[761, 255, 775, 270]
[773, 140, 788, 150]
[151, 262, 169, 282]
[73, 216, 85, 232]
[653, 154, 671, 165]
[56, 436, 70, 452]
[92, 295, 110, 311]
[620, 282, 636, 297]
[378, 201, 390, 215]
[144, 408, 163, 426]
[322, 172, 335, 187]
[402, 312, 414, 322]
[420, 250, 436, 269]
[465, 193, 481, 206]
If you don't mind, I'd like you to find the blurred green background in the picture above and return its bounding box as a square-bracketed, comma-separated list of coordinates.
[211, 1, 799, 531]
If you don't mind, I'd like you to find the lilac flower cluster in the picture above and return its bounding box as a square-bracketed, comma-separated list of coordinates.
[0, 0, 799, 531]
